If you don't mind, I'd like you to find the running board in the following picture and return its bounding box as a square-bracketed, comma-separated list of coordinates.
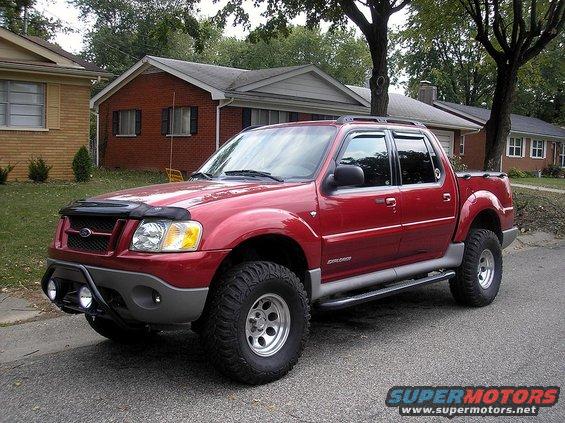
[316, 270, 456, 311]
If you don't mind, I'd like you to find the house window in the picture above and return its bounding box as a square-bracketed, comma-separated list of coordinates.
[311, 114, 339, 121]
[251, 109, 289, 126]
[530, 139, 545, 159]
[161, 106, 197, 136]
[506, 137, 523, 157]
[459, 137, 465, 155]
[560, 143, 565, 168]
[0, 80, 45, 128]
[118, 110, 137, 136]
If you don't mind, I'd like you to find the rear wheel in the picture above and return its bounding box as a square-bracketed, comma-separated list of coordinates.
[201, 261, 310, 385]
[449, 229, 503, 307]
[85, 315, 156, 343]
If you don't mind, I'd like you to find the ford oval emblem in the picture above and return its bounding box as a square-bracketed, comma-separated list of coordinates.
[79, 227, 93, 238]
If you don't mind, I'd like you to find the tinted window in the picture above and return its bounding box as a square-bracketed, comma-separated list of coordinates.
[395, 136, 436, 184]
[339, 135, 391, 187]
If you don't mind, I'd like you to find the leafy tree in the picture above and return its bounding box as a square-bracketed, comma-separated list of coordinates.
[218, 0, 410, 115]
[171, 25, 371, 86]
[71, 0, 206, 75]
[390, 0, 496, 106]
[459, 0, 564, 170]
[0, 0, 63, 38]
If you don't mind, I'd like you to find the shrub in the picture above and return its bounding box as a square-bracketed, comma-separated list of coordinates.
[448, 155, 468, 171]
[507, 167, 529, 178]
[72, 146, 93, 182]
[0, 163, 14, 184]
[541, 164, 563, 178]
[28, 156, 52, 182]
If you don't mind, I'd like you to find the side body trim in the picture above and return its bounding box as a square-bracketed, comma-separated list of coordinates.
[309, 242, 464, 301]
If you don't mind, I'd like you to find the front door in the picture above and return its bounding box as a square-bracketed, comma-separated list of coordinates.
[318, 131, 402, 282]
[393, 132, 458, 263]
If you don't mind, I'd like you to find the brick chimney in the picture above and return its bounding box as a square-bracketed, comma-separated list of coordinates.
[418, 81, 437, 105]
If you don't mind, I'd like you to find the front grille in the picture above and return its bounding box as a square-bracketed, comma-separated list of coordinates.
[65, 215, 121, 254]
[67, 233, 110, 252]
[69, 216, 118, 232]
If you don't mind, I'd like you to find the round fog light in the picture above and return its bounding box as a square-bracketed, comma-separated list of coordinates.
[46, 279, 57, 301]
[78, 286, 93, 309]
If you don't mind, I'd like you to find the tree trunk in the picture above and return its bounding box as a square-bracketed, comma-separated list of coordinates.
[368, 23, 389, 116]
[483, 62, 519, 171]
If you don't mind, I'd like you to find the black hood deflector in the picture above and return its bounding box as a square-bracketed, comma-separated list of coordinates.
[59, 200, 190, 221]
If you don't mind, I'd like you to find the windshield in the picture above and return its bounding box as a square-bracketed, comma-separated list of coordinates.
[198, 125, 337, 181]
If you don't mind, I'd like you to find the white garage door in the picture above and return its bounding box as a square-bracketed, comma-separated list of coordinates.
[430, 129, 455, 157]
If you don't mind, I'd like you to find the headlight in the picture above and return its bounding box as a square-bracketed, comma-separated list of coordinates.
[130, 220, 202, 252]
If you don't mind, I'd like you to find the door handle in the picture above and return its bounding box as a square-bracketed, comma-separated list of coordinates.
[443, 193, 451, 202]
[385, 197, 397, 207]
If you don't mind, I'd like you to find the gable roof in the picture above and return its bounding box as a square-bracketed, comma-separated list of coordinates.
[347, 86, 481, 131]
[91, 55, 370, 109]
[0, 27, 110, 78]
[435, 101, 565, 139]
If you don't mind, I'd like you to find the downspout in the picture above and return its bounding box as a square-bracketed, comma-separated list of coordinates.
[216, 98, 235, 151]
[95, 106, 100, 167]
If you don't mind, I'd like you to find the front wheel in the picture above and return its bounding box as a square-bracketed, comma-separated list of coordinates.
[449, 229, 503, 307]
[201, 261, 310, 385]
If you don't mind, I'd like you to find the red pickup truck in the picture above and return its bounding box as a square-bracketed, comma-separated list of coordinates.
[43, 116, 517, 384]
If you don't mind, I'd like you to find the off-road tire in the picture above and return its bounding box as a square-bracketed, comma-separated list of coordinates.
[201, 261, 310, 385]
[85, 314, 156, 343]
[449, 229, 503, 307]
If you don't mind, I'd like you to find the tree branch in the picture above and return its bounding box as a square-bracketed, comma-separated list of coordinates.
[339, 0, 372, 39]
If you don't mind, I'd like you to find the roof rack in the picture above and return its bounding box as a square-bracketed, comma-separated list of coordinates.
[335, 115, 426, 127]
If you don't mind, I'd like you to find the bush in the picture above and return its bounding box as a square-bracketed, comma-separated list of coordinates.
[507, 167, 529, 178]
[541, 164, 563, 178]
[28, 157, 52, 182]
[448, 155, 468, 171]
[72, 146, 93, 182]
[0, 163, 14, 184]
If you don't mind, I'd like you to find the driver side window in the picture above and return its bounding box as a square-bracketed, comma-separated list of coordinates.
[339, 134, 391, 187]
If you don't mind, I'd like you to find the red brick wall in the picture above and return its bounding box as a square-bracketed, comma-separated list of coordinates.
[219, 106, 242, 146]
[99, 72, 218, 173]
[455, 128, 559, 172]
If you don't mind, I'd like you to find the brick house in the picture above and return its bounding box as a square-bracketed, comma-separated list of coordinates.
[416, 82, 565, 172]
[90, 56, 480, 173]
[0, 28, 110, 180]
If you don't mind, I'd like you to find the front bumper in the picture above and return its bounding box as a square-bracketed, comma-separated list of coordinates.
[501, 227, 519, 249]
[42, 259, 208, 325]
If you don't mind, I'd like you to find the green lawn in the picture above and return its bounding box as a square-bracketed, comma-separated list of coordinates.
[510, 177, 565, 190]
[0, 169, 167, 288]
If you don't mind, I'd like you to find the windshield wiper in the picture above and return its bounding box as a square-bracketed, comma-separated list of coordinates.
[190, 171, 213, 180]
[224, 170, 284, 182]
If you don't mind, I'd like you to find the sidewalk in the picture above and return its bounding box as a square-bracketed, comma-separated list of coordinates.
[0, 293, 41, 325]
[510, 182, 565, 193]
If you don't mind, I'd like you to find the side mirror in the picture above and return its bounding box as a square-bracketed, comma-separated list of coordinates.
[332, 164, 364, 187]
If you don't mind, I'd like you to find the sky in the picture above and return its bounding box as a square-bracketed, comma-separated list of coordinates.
[34, 0, 408, 92]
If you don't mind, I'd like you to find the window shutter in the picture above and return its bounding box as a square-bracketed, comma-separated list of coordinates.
[522, 138, 526, 157]
[161, 108, 170, 135]
[190, 106, 198, 134]
[135, 110, 142, 135]
[242, 108, 252, 128]
[289, 112, 299, 122]
[112, 111, 119, 135]
[46, 83, 60, 129]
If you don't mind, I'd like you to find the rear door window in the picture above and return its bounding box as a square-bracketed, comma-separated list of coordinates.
[394, 135, 436, 184]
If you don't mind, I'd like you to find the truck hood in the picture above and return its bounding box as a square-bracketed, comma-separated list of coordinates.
[93, 180, 301, 209]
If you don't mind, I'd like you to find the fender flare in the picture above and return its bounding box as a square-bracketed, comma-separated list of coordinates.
[454, 190, 505, 243]
[201, 208, 321, 269]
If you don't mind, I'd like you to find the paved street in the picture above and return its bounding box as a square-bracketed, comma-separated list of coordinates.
[1, 241, 564, 422]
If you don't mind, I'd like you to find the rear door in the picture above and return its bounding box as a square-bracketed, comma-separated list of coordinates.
[393, 131, 458, 263]
[318, 131, 402, 282]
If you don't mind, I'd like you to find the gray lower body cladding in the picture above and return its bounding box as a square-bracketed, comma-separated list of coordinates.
[44, 259, 208, 324]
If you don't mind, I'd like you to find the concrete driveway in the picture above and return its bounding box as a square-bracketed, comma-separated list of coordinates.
[1, 241, 563, 422]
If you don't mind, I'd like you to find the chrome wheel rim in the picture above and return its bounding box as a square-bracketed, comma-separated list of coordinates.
[477, 249, 495, 289]
[245, 293, 291, 357]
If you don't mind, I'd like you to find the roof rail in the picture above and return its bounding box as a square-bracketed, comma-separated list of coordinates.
[335, 115, 426, 127]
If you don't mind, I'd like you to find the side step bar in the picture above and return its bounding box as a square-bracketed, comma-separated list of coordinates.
[316, 270, 456, 311]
